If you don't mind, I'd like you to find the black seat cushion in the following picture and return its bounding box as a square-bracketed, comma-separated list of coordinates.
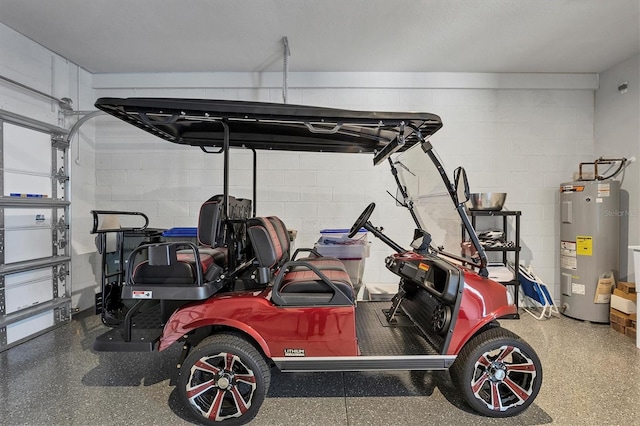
[281, 269, 354, 301]
[132, 247, 227, 285]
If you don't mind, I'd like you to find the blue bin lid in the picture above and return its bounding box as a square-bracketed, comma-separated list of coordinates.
[162, 227, 197, 237]
[320, 228, 367, 234]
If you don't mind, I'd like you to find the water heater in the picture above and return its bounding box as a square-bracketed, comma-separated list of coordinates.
[560, 180, 620, 322]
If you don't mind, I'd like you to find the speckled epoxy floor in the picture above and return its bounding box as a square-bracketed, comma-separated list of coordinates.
[1, 308, 638, 426]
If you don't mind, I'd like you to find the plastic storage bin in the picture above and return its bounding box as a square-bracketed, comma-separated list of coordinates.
[315, 228, 370, 290]
[162, 227, 199, 245]
[314, 242, 371, 259]
[319, 228, 368, 244]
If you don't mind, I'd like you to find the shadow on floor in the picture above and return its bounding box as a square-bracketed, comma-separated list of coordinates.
[82, 345, 182, 387]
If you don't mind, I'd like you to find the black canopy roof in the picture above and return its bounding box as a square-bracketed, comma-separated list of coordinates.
[95, 97, 443, 165]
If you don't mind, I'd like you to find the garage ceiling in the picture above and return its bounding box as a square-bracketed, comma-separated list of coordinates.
[0, 0, 638, 74]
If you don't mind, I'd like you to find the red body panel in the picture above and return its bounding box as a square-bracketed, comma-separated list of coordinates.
[159, 289, 358, 357]
[448, 266, 517, 355]
[160, 258, 515, 359]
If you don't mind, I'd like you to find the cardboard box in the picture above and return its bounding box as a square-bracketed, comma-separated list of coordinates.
[610, 308, 634, 327]
[626, 326, 637, 339]
[610, 288, 637, 314]
[611, 322, 626, 334]
[617, 281, 636, 294]
[594, 273, 615, 304]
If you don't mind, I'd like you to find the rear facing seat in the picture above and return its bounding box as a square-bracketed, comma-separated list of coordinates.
[247, 216, 354, 305]
[131, 195, 250, 285]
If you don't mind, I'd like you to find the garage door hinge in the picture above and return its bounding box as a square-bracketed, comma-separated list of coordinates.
[53, 167, 69, 184]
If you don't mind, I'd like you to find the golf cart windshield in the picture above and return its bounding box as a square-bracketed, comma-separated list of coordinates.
[394, 146, 461, 249]
[391, 144, 487, 272]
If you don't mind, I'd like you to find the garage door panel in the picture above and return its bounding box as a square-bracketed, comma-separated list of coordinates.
[3, 207, 53, 263]
[3, 268, 54, 314]
[2, 122, 52, 197]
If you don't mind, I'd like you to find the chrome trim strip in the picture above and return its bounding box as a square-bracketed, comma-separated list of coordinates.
[272, 355, 457, 372]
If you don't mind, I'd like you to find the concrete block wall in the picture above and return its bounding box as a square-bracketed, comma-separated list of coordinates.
[94, 76, 598, 298]
[1, 22, 97, 311]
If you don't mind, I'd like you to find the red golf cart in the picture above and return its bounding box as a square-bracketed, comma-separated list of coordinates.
[90, 98, 541, 425]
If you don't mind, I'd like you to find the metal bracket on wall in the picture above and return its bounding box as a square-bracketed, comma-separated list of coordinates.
[51, 134, 69, 149]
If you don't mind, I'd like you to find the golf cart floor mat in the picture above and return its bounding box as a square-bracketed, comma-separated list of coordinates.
[356, 301, 438, 356]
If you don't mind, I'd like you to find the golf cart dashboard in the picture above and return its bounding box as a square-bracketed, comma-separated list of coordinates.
[385, 252, 459, 304]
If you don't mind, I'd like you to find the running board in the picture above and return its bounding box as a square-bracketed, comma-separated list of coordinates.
[273, 355, 456, 372]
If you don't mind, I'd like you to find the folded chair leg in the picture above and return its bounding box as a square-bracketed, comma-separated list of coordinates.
[519, 264, 558, 320]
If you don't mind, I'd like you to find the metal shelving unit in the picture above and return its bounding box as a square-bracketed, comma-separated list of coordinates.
[0, 109, 71, 351]
[463, 210, 521, 317]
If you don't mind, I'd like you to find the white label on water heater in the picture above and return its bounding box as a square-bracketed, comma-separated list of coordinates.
[561, 241, 577, 270]
[572, 283, 586, 295]
[561, 241, 576, 256]
[597, 183, 610, 197]
[561, 256, 577, 270]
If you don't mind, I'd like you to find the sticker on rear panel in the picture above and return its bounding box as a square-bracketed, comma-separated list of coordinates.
[132, 290, 152, 299]
[284, 348, 305, 357]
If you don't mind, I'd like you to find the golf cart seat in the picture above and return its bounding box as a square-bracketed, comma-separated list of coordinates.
[125, 195, 251, 299]
[261, 215, 348, 271]
[247, 216, 355, 305]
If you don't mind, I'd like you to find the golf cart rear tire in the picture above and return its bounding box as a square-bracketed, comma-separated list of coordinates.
[178, 333, 270, 425]
[450, 327, 542, 418]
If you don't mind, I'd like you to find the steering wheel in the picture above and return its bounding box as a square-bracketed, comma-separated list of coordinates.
[349, 202, 376, 238]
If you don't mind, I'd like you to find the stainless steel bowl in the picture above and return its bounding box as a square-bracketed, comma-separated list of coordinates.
[467, 193, 507, 211]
